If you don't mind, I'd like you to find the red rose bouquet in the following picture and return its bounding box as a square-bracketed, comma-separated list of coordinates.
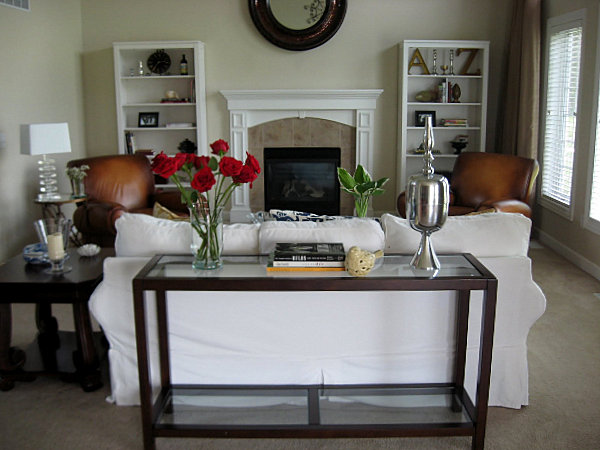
[151, 139, 260, 269]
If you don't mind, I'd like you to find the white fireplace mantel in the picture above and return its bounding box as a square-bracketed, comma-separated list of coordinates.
[220, 89, 383, 222]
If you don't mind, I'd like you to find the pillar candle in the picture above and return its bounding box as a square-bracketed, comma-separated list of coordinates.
[47, 232, 65, 261]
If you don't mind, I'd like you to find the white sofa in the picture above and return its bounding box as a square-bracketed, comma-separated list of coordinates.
[89, 212, 546, 409]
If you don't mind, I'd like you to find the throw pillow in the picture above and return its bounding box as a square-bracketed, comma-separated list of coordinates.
[259, 218, 385, 254]
[269, 209, 336, 222]
[153, 202, 186, 221]
[381, 212, 531, 258]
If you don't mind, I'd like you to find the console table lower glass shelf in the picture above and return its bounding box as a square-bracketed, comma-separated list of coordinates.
[133, 254, 498, 450]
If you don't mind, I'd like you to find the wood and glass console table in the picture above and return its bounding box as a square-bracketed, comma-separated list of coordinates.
[132, 254, 497, 450]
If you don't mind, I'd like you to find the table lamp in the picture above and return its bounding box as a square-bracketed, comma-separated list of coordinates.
[20, 122, 72, 201]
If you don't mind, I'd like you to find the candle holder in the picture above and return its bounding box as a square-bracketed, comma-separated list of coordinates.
[34, 218, 72, 274]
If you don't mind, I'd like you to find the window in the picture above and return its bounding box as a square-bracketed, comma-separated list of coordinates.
[540, 11, 584, 217]
[584, 9, 600, 234]
[0, 0, 29, 11]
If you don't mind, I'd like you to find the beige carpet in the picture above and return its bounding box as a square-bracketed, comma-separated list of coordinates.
[1, 245, 599, 449]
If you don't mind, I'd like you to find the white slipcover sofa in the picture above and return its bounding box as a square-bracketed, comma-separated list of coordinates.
[89, 212, 546, 409]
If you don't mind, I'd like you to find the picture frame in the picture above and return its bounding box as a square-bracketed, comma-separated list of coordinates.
[415, 111, 436, 127]
[138, 112, 159, 128]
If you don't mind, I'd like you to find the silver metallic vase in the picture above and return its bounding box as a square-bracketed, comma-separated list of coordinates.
[406, 116, 450, 270]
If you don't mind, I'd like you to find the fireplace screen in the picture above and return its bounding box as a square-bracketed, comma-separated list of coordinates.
[264, 147, 341, 215]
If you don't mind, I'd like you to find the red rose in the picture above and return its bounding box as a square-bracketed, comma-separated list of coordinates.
[174, 153, 194, 170]
[232, 164, 258, 187]
[245, 152, 261, 174]
[151, 152, 179, 178]
[194, 155, 211, 169]
[191, 166, 216, 193]
[210, 139, 229, 156]
[219, 156, 243, 177]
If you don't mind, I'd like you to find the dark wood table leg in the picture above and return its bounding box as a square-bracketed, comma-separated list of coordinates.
[36, 303, 59, 372]
[472, 279, 498, 450]
[452, 289, 470, 412]
[0, 304, 36, 390]
[72, 302, 103, 392]
[133, 286, 156, 450]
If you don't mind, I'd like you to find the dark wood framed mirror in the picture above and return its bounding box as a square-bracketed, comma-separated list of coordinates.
[248, 0, 347, 51]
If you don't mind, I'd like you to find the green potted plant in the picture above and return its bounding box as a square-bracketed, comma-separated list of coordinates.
[337, 164, 389, 217]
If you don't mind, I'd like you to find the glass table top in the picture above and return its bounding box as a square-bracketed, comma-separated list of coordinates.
[142, 254, 486, 280]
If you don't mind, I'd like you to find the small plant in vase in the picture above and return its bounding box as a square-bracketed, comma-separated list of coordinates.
[337, 164, 389, 217]
[65, 164, 89, 198]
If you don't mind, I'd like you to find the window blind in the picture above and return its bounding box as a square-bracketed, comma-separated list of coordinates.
[0, 0, 29, 11]
[541, 24, 582, 208]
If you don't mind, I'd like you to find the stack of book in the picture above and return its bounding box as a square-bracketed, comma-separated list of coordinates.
[267, 243, 346, 272]
[440, 118, 468, 127]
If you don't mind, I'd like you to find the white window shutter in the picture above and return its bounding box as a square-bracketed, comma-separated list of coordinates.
[541, 20, 583, 211]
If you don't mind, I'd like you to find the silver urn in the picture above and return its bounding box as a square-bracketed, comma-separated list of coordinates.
[406, 116, 450, 270]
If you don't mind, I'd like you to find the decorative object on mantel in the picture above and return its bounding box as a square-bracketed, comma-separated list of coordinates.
[345, 246, 383, 277]
[151, 139, 261, 270]
[337, 164, 389, 218]
[20, 122, 72, 201]
[405, 116, 449, 271]
[65, 164, 89, 198]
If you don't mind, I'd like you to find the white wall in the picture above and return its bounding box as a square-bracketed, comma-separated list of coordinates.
[0, 0, 85, 262]
[79, 0, 512, 214]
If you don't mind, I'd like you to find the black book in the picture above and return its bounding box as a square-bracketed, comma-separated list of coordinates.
[273, 243, 345, 262]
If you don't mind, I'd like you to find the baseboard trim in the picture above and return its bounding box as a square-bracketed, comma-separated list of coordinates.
[535, 227, 600, 281]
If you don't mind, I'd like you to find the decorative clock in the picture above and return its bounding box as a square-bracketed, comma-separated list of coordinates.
[147, 49, 171, 74]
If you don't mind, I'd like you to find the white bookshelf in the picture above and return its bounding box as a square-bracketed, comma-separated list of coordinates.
[397, 40, 489, 195]
[113, 41, 208, 157]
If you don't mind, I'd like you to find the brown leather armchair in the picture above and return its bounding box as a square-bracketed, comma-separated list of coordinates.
[397, 152, 539, 219]
[67, 154, 187, 247]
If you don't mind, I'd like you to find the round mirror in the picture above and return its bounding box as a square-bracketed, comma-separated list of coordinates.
[248, 0, 347, 51]
[269, 0, 326, 30]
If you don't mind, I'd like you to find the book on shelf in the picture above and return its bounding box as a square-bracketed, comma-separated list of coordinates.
[124, 132, 136, 154]
[272, 242, 346, 262]
[440, 118, 468, 127]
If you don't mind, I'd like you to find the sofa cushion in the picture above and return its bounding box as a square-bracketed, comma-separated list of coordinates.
[114, 213, 260, 257]
[381, 212, 531, 257]
[259, 218, 385, 254]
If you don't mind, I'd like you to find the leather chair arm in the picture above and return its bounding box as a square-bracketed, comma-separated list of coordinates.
[73, 200, 128, 237]
[479, 199, 532, 218]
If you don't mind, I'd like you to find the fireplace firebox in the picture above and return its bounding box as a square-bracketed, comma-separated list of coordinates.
[264, 147, 341, 215]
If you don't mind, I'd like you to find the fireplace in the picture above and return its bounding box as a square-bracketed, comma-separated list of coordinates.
[264, 147, 341, 215]
[220, 89, 383, 221]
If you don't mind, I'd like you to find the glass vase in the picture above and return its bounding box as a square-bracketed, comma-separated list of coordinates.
[189, 202, 223, 270]
[70, 178, 85, 198]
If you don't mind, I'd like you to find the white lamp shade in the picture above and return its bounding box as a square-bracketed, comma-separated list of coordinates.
[20, 122, 72, 156]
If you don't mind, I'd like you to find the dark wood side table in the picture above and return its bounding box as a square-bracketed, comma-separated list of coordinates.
[0, 247, 113, 392]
